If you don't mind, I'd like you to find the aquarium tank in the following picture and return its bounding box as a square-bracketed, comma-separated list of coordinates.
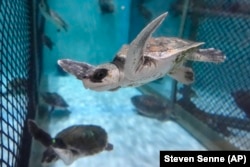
[1, 0, 250, 167]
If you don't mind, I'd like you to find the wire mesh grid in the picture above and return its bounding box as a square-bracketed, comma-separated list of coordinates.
[177, 0, 250, 150]
[0, 0, 35, 166]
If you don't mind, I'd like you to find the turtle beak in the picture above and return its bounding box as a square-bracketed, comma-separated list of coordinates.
[57, 59, 94, 80]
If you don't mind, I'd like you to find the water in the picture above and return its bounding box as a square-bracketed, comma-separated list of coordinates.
[30, 0, 205, 166]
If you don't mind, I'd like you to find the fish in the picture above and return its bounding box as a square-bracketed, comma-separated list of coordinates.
[131, 95, 174, 121]
[231, 90, 250, 119]
[41, 92, 69, 113]
[137, 4, 152, 21]
[0, 77, 27, 96]
[39, 0, 68, 32]
[98, 0, 115, 14]
[42, 34, 55, 50]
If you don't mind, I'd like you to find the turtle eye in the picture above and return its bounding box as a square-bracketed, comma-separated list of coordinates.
[90, 69, 108, 82]
[70, 149, 79, 155]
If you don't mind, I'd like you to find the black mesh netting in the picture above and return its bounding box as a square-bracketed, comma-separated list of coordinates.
[177, 0, 250, 150]
[0, 0, 36, 167]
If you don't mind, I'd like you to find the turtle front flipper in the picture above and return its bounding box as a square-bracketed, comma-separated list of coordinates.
[168, 66, 194, 84]
[187, 48, 226, 63]
[57, 59, 95, 80]
[28, 119, 52, 147]
[124, 12, 168, 80]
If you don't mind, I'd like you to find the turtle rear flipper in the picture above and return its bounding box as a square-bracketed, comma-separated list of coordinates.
[168, 66, 194, 84]
[28, 119, 52, 147]
[187, 48, 226, 63]
[105, 143, 113, 151]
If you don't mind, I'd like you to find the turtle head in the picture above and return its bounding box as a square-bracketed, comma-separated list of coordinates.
[41, 147, 59, 165]
[52, 147, 79, 165]
[52, 138, 80, 165]
[41, 138, 81, 165]
[58, 59, 120, 91]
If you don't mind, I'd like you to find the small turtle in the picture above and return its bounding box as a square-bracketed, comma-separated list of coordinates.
[131, 95, 174, 121]
[57, 12, 226, 92]
[28, 119, 113, 165]
[41, 92, 69, 113]
[39, 0, 68, 32]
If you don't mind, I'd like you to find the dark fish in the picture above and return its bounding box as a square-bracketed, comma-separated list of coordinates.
[98, 0, 115, 14]
[41, 92, 69, 113]
[28, 119, 113, 165]
[138, 4, 152, 21]
[131, 95, 173, 121]
[231, 90, 250, 119]
[42, 34, 55, 50]
[1, 77, 27, 96]
[39, 0, 68, 32]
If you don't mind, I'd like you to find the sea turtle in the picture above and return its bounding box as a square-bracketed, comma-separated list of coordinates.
[57, 12, 226, 92]
[39, 0, 68, 32]
[131, 95, 174, 121]
[28, 119, 113, 165]
[41, 92, 69, 113]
